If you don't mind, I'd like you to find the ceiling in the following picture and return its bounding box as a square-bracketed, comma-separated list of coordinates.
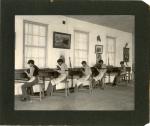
[68, 15, 134, 33]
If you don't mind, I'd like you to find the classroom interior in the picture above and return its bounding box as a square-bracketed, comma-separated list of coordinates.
[15, 15, 135, 110]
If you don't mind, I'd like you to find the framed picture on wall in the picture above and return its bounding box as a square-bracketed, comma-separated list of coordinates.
[123, 47, 129, 62]
[95, 45, 103, 54]
[53, 32, 71, 49]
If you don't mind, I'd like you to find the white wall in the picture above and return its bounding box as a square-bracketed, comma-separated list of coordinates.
[15, 15, 134, 69]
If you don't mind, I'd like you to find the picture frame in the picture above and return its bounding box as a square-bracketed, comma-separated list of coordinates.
[53, 32, 71, 49]
[123, 47, 129, 62]
[95, 45, 103, 54]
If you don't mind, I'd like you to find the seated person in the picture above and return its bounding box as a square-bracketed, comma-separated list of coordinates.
[21, 60, 39, 101]
[46, 59, 68, 96]
[113, 61, 126, 86]
[93, 60, 107, 89]
[75, 61, 92, 88]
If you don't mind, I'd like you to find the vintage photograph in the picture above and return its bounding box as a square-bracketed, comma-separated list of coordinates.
[15, 15, 135, 110]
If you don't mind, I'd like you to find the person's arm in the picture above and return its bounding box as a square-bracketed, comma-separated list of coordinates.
[25, 67, 35, 78]
[57, 64, 67, 74]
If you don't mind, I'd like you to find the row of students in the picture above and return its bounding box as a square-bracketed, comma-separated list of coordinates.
[20, 59, 126, 101]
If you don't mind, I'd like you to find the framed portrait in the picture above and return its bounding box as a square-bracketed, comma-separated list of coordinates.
[53, 32, 71, 49]
[95, 45, 103, 54]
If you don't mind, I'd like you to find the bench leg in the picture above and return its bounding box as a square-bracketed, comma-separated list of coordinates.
[65, 82, 69, 97]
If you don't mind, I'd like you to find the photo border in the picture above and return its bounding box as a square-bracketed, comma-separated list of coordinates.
[0, 0, 149, 125]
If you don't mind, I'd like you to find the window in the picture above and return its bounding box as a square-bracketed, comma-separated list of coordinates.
[107, 36, 116, 66]
[23, 21, 47, 68]
[74, 31, 89, 67]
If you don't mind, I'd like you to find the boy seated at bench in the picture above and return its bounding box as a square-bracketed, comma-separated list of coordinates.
[112, 61, 126, 86]
[46, 59, 68, 96]
[21, 60, 39, 101]
[93, 60, 107, 89]
[75, 61, 92, 88]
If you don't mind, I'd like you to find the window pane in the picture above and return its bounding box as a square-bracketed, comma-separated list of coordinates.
[108, 53, 115, 66]
[39, 58, 45, 68]
[28, 24, 33, 34]
[31, 48, 38, 57]
[75, 50, 88, 59]
[78, 42, 87, 50]
[39, 37, 46, 46]
[33, 35, 39, 46]
[38, 48, 45, 58]
[28, 35, 32, 45]
[74, 58, 80, 67]
[39, 26, 46, 36]
[33, 25, 39, 35]
[25, 47, 32, 58]
[108, 38, 115, 52]
[25, 35, 32, 45]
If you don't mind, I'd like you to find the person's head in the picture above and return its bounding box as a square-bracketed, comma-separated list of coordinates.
[98, 60, 104, 65]
[27, 60, 34, 67]
[57, 59, 64, 66]
[120, 61, 124, 66]
[81, 61, 87, 67]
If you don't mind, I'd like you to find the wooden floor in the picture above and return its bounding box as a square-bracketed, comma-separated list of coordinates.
[15, 81, 134, 110]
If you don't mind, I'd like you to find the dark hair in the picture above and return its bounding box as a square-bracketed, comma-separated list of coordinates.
[81, 61, 86, 65]
[27, 60, 34, 64]
[99, 60, 103, 64]
[120, 61, 124, 64]
[57, 59, 64, 63]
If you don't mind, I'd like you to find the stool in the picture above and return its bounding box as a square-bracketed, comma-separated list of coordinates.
[51, 78, 70, 97]
[31, 80, 45, 101]
[76, 76, 93, 94]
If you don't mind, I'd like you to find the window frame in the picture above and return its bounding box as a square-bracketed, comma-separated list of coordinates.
[106, 36, 116, 66]
[23, 20, 48, 68]
[74, 30, 89, 67]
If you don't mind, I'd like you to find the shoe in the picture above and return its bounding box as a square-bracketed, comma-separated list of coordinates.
[20, 97, 27, 101]
[112, 85, 118, 87]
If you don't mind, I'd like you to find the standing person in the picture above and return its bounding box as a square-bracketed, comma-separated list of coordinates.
[21, 60, 39, 101]
[112, 61, 126, 86]
[46, 59, 68, 96]
[93, 60, 107, 89]
[75, 61, 92, 87]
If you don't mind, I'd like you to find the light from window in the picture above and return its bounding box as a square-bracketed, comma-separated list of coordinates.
[74, 31, 89, 67]
[24, 21, 47, 68]
[107, 37, 116, 66]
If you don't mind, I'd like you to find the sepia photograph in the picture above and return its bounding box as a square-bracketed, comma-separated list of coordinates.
[14, 15, 135, 111]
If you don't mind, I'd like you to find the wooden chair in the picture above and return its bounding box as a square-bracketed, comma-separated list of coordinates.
[30, 77, 45, 101]
[92, 69, 107, 89]
[76, 75, 93, 94]
[118, 72, 129, 85]
[51, 77, 70, 97]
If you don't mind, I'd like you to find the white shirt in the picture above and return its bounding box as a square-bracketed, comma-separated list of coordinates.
[57, 63, 68, 75]
[83, 65, 92, 76]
